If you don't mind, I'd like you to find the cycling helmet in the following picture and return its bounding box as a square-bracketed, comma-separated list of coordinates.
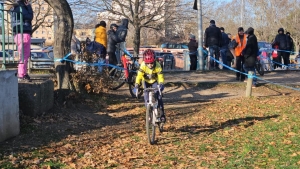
[143, 49, 155, 63]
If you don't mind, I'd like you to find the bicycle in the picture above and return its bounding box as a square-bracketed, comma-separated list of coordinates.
[136, 83, 164, 145]
[255, 56, 264, 76]
[107, 47, 143, 98]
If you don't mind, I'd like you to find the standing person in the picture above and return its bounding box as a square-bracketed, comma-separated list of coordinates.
[286, 32, 294, 69]
[11, 0, 33, 82]
[271, 28, 290, 69]
[115, 19, 128, 64]
[107, 24, 120, 66]
[220, 27, 230, 69]
[204, 20, 222, 69]
[188, 34, 198, 70]
[70, 30, 81, 71]
[95, 21, 107, 59]
[232, 27, 247, 81]
[226, 33, 234, 68]
[242, 27, 259, 88]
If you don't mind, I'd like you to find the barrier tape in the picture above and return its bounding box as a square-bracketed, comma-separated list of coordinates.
[208, 56, 300, 92]
[55, 53, 138, 72]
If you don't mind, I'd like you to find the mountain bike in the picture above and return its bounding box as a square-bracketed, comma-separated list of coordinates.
[136, 84, 164, 145]
[108, 47, 143, 98]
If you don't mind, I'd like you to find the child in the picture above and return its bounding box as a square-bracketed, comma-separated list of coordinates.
[133, 49, 166, 123]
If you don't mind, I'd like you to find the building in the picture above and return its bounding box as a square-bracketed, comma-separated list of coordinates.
[31, 0, 54, 46]
[74, 28, 94, 42]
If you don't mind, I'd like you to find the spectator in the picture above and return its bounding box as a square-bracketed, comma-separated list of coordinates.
[71, 30, 81, 71]
[204, 20, 222, 69]
[242, 27, 259, 88]
[11, 0, 33, 82]
[107, 24, 121, 66]
[220, 27, 230, 69]
[188, 34, 198, 70]
[286, 32, 294, 68]
[226, 33, 234, 68]
[271, 28, 290, 69]
[95, 21, 107, 59]
[115, 19, 129, 64]
[232, 27, 247, 81]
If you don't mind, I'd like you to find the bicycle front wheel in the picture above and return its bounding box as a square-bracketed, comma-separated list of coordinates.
[146, 105, 156, 145]
[128, 72, 143, 98]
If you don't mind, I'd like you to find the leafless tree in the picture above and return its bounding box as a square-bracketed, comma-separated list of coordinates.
[4, 0, 54, 34]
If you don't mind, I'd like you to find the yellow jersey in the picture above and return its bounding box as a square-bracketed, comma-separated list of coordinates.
[135, 61, 164, 85]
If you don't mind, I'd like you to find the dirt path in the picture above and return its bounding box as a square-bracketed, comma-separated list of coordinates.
[1, 75, 300, 168]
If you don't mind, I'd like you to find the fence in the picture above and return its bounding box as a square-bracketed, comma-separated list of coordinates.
[0, 2, 24, 70]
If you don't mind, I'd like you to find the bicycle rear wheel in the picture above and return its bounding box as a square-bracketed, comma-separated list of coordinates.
[255, 60, 264, 76]
[107, 67, 126, 90]
[146, 105, 156, 145]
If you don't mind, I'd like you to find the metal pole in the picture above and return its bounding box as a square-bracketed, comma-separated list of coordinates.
[197, 0, 204, 71]
[1, 3, 6, 69]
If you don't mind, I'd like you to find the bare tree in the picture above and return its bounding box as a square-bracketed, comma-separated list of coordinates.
[5, 0, 54, 35]
[99, 0, 180, 55]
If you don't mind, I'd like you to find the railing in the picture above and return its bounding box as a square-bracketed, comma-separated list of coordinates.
[0, 2, 24, 70]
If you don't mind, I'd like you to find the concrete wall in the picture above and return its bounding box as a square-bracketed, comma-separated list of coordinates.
[0, 70, 20, 142]
[18, 80, 54, 117]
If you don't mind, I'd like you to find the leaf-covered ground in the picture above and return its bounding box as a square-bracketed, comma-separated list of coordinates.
[1, 83, 300, 168]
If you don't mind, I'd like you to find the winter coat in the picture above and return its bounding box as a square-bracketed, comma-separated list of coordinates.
[221, 32, 230, 49]
[233, 34, 247, 57]
[243, 34, 258, 68]
[95, 26, 107, 48]
[188, 39, 198, 54]
[272, 33, 289, 50]
[116, 19, 128, 42]
[107, 30, 121, 53]
[287, 36, 294, 52]
[204, 24, 222, 47]
[11, 1, 33, 34]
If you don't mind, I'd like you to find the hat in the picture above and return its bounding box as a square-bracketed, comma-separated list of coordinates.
[245, 27, 254, 35]
[286, 32, 290, 35]
[210, 20, 215, 24]
[238, 27, 244, 32]
[190, 34, 196, 40]
[278, 28, 284, 33]
[99, 21, 106, 27]
[220, 27, 224, 31]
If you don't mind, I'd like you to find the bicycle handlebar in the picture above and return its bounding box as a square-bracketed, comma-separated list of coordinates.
[115, 45, 139, 58]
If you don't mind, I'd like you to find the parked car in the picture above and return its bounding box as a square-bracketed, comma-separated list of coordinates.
[29, 50, 54, 69]
[0, 51, 14, 61]
[160, 43, 188, 54]
[155, 52, 175, 70]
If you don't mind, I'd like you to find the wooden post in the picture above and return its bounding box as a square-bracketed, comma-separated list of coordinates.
[246, 71, 254, 97]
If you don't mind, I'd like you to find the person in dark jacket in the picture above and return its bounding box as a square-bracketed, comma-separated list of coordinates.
[286, 32, 294, 68]
[220, 27, 230, 69]
[11, 0, 33, 82]
[204, 20, 222, 69]
[188, 34, 198, 70]
[271, 28, 290, 69]
[242, 27, 259, 88]
[115, 19, 129, 64]
[107, 24, 121, 66]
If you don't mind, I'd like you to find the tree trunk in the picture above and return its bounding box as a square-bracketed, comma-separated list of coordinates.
[133, 26, 141, 56]
[44, 0, 73, 105]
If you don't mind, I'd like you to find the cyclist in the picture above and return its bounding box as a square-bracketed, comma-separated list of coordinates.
[133, 49, 166, 123]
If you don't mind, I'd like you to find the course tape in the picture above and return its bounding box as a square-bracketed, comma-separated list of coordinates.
[208, 55, 300, 92]
[55, 53, 138, 72]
